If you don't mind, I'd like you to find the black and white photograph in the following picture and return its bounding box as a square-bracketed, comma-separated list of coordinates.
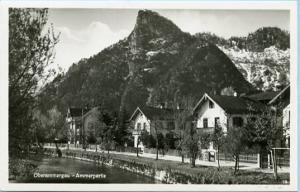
[0, 1, 297, 191]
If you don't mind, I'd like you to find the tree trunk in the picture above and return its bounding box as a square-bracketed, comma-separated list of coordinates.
[234, 155, 238, 175]
[272, 149, 278, 180]
[217, 146, 220, 170]
[237, 155, 240, 171]
[136, 142, 139, 157]
[156, 141, 159, 160]
[191, 156, 196, 168]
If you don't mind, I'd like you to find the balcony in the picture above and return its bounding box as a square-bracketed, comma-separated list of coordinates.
[196, 127, 215, 134]
[130, 129, 142, 135]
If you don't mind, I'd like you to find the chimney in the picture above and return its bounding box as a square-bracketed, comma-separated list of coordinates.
[213, 90, 217, 95]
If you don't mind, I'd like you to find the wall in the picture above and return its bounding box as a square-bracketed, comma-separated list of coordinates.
[195, 98, 227, 133]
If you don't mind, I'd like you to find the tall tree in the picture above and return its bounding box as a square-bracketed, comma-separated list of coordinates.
[223, 123, 248, 175]
[209, 122, 225, 170]
[150, 117, 164, 160]
[244, 108, 284, 178]
[173, 95, 195, 163]
[9, 8, 59, 157]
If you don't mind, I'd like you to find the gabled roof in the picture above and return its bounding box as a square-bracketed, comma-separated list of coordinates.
[245, 91, 280, 102]
[129, 106, 177, 121]
[268, 85, 290, 105]
[193, 93, 266, 115]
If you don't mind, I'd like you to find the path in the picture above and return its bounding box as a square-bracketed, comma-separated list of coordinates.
[44, 146, 289, 173]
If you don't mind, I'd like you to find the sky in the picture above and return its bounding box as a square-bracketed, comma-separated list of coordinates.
[47, 9, 290, 71]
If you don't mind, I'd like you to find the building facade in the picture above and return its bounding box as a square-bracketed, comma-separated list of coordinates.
[193, 93, 265, 150]
[129, 106, 177, 149]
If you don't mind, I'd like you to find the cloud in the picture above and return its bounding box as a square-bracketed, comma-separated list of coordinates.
[53, 21, 130, 71]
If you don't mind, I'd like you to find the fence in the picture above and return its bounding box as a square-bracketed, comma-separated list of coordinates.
[273, 148, 290, 167]
[217, 153, 258, 164]
[143, 148, 187, 157]
[43, 143, 261, 165]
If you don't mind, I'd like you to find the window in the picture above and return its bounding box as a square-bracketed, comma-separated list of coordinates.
[143, 122, 146, 130]
[203, 118, 208, 128]
[209, 100, 214, 108]
[214, 117, 220, 128]
[232, 117, 243, 127]
[137, 123, 141, 131]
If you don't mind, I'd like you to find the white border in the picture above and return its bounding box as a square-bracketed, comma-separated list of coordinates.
[0, 1, 297, 191]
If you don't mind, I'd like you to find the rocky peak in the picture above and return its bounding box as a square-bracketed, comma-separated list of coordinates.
[134, 10, 182, 36]
[128, 10, 185, 53]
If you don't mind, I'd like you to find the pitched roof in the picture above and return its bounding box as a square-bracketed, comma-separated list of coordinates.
[129, 106, 177, 121]
[268, 85, 290, 105]
[193, 93, 266, 115]
[245, 91, 280, 102]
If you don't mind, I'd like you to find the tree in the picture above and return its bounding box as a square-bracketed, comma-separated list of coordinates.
[33, 106, 65, 144]
[173, 96, 196, 164]
[209, 123, 225, 170]
[135, 125, 142, 157]
[182, 122, 200, 168]
[9, 8, 59, 157]
[150, 117, 164, 160]
[244, 108, 284, 179]
[97, 109, 116, 153]
[223, 124, 248, 175]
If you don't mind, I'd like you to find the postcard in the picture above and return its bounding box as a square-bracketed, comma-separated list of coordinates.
[0, 0, 297, 191]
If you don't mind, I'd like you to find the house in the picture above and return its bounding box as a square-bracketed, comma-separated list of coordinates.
[268, 85, 290, 147]
[193, 93, 266, 149]
[129, 106, 178, 149]
[66, 107, 89, 145]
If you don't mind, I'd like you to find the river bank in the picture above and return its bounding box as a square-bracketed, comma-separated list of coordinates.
[43, 148, 289, 184]
[10, 152, 158, 183]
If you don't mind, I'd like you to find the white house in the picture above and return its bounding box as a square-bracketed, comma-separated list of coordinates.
[193, 93, 266, 150]
[129, 106, 176, 149]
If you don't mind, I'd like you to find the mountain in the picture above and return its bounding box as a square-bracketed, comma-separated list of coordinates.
[192, 27, 290, 91]
[218, 45, 289, 91]
[216, 27, 290, 91]
[39, 10, 276, 118]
